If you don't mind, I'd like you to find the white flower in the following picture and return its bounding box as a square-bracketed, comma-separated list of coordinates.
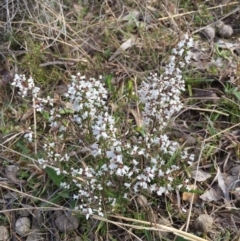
[85, 208, 93, 220]
[156, 186, 166, 196]
[60, 182, 70, 189]
[109, 161, 118, 170]
[73, 194, 79, 200]
[116, 165, 129, 176]
[24, 131, 33, 142]
[38, 158, 47, 165]
[187, 37, 194, 48]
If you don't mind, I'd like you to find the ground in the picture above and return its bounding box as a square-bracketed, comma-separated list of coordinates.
[0, 0, 240, 241]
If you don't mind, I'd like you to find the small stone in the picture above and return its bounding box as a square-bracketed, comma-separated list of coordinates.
[201, 26, 216, 40]
[216, 20, 233, 38]
[55, 214, 79, 232]
[0, 226, 9, 241]
[15, 217, 31, 236]
[195, 214, 213, 233]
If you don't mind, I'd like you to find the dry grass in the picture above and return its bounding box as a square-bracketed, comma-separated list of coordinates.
[0, 0, 240, 240]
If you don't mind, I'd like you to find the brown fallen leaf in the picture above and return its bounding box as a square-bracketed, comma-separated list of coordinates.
[215, 167, 230, 202]
[200, 184, 223, 202]
[182, 184, 199, 204]
[0, 69, 13, 85]
[129, 108, 143, 128]
[191, 169, 211, 182]
[109, 36, 137, 61]
[20, 108, 34, 121]
[215, 39, 240, 55]
[4, 165, 25, 185]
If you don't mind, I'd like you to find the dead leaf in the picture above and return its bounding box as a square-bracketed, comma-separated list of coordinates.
[200, 184, 223, 202]
[191, 169, 211, 182]
[0, 69, 13, 85]
[54, 84, 68, 95]
[73, 4, 83, 13]
[232, 187, 240, 200]
[215, 167, 230, 201]
[224, 174, 240, 191]
[129, 109, 143, 128]
[229, 166, 240, 176]
[163, 0, 178, 14]
[121, 10, 140, 21]
[192, 89, 219, 100]
[109, 37, 137, 61]
[20, 108, 34, 121]
[215, 39, 240, 55]
[182, 184, 199, 204]
[184, 135, 197, 146]
[4, 165, 25, 185]
[136, 194, 148, 207]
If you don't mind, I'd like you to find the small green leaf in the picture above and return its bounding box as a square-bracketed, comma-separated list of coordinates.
[175, 236, 188, 241]
[59, 108, 74, 114]
[69, 199, 78, 209]
[45, 166, 65, 187]
[104, 75, 114, 92]
[41, 195, 61, 207]
[58, 191, 70, 198]
[127, 79, 133, 92]
[232, 90, 240, 101]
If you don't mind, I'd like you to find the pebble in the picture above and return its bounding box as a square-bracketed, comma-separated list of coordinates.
[216, 20, 233, 38]
[202, 26, 216, 40]
[195, 214, 213, 233]
[15, 217, 31, 236]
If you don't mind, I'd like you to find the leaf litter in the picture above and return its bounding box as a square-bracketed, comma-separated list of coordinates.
[1, 1, 240, 241]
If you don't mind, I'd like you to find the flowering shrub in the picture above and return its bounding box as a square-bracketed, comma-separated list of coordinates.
[11, 34, 194, 219]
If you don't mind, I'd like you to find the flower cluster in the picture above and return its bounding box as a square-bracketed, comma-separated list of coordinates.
[138, 34, 193, 132]
[12, 74, 53, 112]
[12, 34, 194, 219]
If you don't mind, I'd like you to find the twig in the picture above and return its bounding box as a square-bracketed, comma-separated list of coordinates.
[192, 6, 240, 34]
[157, 2, 239, 22]
[39, 61, 69, 67]
[205, 122, 240, 142]
[104, 214, 208, 241]
[0, 182, 63, 208]
[184, 106, 229, 116]
[185, 139, 205, 231]
[32, 97, 37, 154]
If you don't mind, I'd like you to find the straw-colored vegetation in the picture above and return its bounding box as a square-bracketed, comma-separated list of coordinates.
[0, 1, 240, 240]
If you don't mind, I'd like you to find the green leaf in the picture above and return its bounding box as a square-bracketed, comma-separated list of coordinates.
[144, 230, 152, 241]
[175, 236, 188, 241]
[41, 195, 61, 207]
[58, 191, 70, 198]
[232, 89, 240, 102]
[59, 108, 74, 114]
[127, 79, 133, 93]
[104, 74, 114, 92]
[185, 78, 214, 85]
[69, 199, 78, 209]
[45, 166, 65, 187]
